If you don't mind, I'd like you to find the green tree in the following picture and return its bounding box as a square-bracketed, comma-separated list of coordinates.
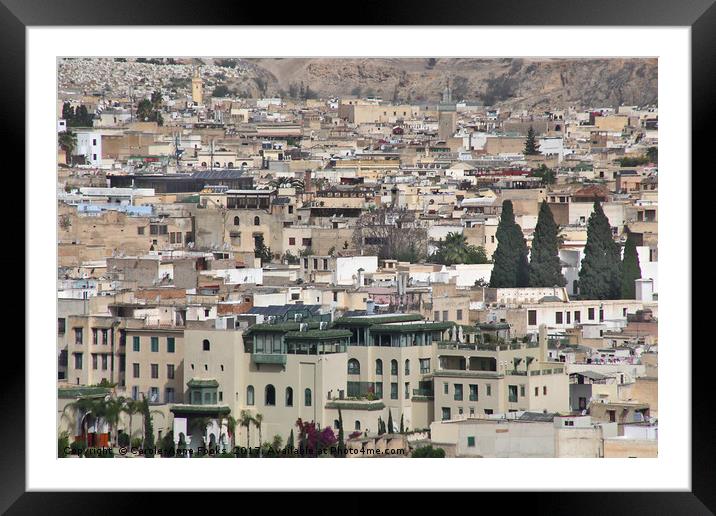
[433, 232, 489, 266]
[286, 429, 295, 452]
[122, 399, 141, 444]
[141, 396, 155, 457]
[58, 130, 76, 157]
[620, 230, 642, 299]
[529, 201, 567, 288]
[337, 408, 345, 458]
[412, 445, 446, 458]
[490, 200, 529, 288]
[136, 99, 154, 121]
[387, 410, 394, 434]
[254, 235, 272, 265]
[578, 201, 622, 299]
[58, 431, 70, 458]
[399, 414, 405, 434]
[524, 126, 540, 155]
[254, 413, 264, 457]
[646, 147, 658, 164]
[531, 164, 556, 185]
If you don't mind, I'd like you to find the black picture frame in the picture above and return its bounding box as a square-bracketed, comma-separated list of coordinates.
[3, 0, 708, 512]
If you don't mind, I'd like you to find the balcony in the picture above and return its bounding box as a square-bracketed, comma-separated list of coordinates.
[252, 353, 287, 365]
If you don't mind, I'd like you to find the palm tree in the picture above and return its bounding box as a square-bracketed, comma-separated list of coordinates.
[239, 410, 255, 452]
[104, 397, 125, 447]
[122, 399, 141, 442]
[226, 415, 237, 451]
[190, 417, 211, 449]
[62, 397, 101, 446]
[254, 413, 264, 458]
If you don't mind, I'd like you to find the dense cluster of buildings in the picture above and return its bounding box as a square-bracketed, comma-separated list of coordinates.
[57, 58, 658, 458]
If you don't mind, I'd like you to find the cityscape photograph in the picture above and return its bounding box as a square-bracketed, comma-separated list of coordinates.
[56, 56, 658, 459]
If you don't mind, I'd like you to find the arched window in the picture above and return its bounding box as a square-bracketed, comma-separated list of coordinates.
[202, 339, 210, 351]
[233, 216, 240, 225]
[246, 385, 255, 406]
[375, 359, 383, 376]
[347, 358, 360, 375]
[391, 359, 398, 376]
[285, 387, 293, 407]
[265, 384, 276, 406]
[354, 420, 361, 431]
[405, 359, 410, 375]
[304, 388, 312, 407]
[254, 216, 260, 226]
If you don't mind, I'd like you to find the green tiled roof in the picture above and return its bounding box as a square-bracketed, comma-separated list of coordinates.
[186, 378, 219, 388]
[370, 322, 454, 333]
[58, 386, 111, 399]
[285, 329, 352, 340]
[245, 322, 320, 334]
[334, 314, 423, 327]
[169, 404, 231, 415]
[325, 400, 385, 411]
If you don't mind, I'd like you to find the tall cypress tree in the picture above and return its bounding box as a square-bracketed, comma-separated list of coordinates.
[529, 201, 567, 287]
[620, 230, 642, 299]
[490, 200, 530, 287]
[387, 410, 394, 434]
[578, 201, 622, 299]
[524, 126, 540, 155]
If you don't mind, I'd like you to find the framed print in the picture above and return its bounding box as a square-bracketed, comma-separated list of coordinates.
[3, 0, 712, 512]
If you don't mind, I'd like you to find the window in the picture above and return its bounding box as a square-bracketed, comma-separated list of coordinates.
[375, 359, 383, 375]
[535, 386, 539, 396]
[588, 308, 595, 320]
[405, 382, 410, 398]
[133, 363, 140, 378]
[150, 387, 159, 401]
[456, 309, 463, 321]
[519, 385, 526, 397]
[486, 384, 492, 396]
[151, 364, 158, 379]
[599, 309, 604, 322]
[265, 384, 276, 406]
[58, 318, 66, 335]
[92, 328, 98, 345]
[374, 382, 383, 399]
[354, 420, 361, 431]
[347, 359, 361, 375]
[167, 337, 175, 353]
[574, 310, 581, 323]
[151, 336, 159, 352]
[167, 364, 175, 379]
[419, 358, 430, 374]
[564, 420, 574, 427]
[508, 385, 518, 403]
[556, 312, 563, 324]
[467, 436, 476, 447]
[454, 384, 463, 401]
[404, 359, 410, 375]
[254, 216, 260, 226]
[434, 311, 440, 321]
[165, 388, 175, 403]
[133, 336, 140, 352]
[543, 386, 547, 396]
[137, 226, 145, 235]
[285, 387, 293, 406]
[289, 237, 296, 245]
[443, 382, 449, 395]
[132, 386, 139, 400]
[234, 216, 240, 225]
[442, 310, 448, 322]
[441, 407, 451, 421]
[302, 238, 312, 247]
[469, 384, 478, 401]
[102, 354, 108, 370]
[92, 354, 98, 370]
[566, 312, 571, 324]
[74, 328, 83, 345]
[247, 385, 255, 405]
[391, 359, 398, 376]
[390, 382, 398, 399]
[203, 339, 210, 351]
[304, 388, 312, 406]
[528, 310, 537, 326]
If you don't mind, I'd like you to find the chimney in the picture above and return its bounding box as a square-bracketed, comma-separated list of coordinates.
[538, 324, 548, 363]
